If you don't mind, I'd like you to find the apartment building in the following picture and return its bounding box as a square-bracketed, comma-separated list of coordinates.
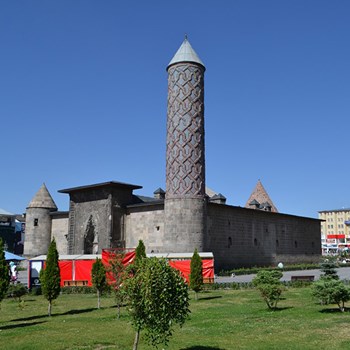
[319, 209, 350, 249]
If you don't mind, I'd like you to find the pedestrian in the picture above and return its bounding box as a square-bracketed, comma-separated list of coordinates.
[9, 261, 17, 282]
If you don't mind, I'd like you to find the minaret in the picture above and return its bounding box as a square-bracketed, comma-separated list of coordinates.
[164, 37, 207, 252]
[24, 183, 57, 256]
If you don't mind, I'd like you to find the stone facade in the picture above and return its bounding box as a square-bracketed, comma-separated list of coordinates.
[125, 203, 164, 251]
[206, 203, 321, 269]
[58, 182, 141, 255]
[24, 207, 54, 256]
[51, 213, 69, 254]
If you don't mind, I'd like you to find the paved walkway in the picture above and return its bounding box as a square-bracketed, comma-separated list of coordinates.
[215, 267, 350, 283]
[16, 264, 350, 286]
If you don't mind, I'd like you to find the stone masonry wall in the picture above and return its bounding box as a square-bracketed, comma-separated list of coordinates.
[164, 198, 206, 252]
[51, 215, 69, 255]
[24, 208, 52, 257]
[125, 204, 165, 252]
[70, 198, 110, 254]
[207, 203, 321, 270]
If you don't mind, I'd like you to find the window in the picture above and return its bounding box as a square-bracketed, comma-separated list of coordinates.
[34, 218, 38, 226]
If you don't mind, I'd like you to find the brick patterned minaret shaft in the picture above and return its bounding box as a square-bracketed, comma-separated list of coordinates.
[164, 38, 207, 252]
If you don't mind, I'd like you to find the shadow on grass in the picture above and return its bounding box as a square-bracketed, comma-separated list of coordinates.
[320, 307, 350, 313]
[10, 307, 97, 322]
[197, 296, 223, 301]
[0, 321, 46, 330]
[180, 346, 225, 350]
[271, 306, 294, 312]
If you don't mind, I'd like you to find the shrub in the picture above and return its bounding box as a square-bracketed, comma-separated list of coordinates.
[253, 270, 284, 310]
[312, 279, 350, 312]
[7, 283, 28, 301]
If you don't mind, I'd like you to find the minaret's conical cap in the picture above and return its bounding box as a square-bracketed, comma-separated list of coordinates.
[167, 36, 205, 71]
[27, 183, 58, 210]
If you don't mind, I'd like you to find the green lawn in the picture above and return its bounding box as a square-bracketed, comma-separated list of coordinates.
[1, 287, 350, 350]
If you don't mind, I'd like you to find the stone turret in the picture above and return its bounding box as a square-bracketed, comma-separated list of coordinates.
[24, 183, 57, 256]
[164, 37, 207, 252]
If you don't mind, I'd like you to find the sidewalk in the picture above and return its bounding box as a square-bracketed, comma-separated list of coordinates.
[215, 267, 350, 284]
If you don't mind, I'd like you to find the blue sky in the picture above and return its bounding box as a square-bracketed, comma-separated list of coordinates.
[1, 1, 349, 218]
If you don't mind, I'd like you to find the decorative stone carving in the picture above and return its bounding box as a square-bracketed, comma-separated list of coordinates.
[166, 63, 205, 198]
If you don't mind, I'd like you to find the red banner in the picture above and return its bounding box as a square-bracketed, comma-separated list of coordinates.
[327, 234, 345, 239]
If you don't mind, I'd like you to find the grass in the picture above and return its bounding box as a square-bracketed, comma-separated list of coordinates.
[1, 288, 350, 349]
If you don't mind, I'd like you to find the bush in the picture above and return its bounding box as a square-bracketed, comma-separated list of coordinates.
[312, 279, 350, 312]
[253, 270, 284, 310]
[61, 286, 96, 294]
[30, 286, 42, 296]
[218, 263, 321, 277]
[7, 283, 28, 301]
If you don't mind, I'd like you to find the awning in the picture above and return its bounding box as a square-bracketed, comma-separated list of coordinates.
[4, 251, 26, 261]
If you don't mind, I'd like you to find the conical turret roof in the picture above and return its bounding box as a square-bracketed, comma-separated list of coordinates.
[27, 183, 57, 210]
[245, 180, 278, 213]
[167, 36, 205, 70]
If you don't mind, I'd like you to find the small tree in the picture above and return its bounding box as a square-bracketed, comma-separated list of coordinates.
[320, 258, 339, 280]
[190, 248, 203, 300]
[0, 238, 10, 309]
[312, 279, 350, 312]
[253, 270, 284, 310]
[125, 257, 190, 350]
[40, 238, 60, 316]
[133, 240, 146, 269]
[91, 258, 107, 309]
[108, 252, 128, 318]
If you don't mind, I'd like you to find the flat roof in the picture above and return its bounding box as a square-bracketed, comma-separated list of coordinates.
[30, 254, 102, 261]
[319, 208, 350, 213]
[147, 252, 214, 259]
[58, 181, 142, 194]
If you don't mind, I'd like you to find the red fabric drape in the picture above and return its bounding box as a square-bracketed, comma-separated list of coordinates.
[75, 260, 95, 286]
[102, 250, 136, 284]
[169, 259, 214, 283]
[58, 260, 73, 287]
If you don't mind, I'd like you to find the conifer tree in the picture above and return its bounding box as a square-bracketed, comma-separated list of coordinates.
[320, 258, 339, 280]
[91, 258, 106, 309]
[190, 248, 203, 300]
[0, 238, 10, 308]
[133, 240, 146, 270]
[40, 238, 60, 316]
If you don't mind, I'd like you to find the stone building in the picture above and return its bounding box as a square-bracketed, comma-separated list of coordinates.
[24, 38, 321, 269]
